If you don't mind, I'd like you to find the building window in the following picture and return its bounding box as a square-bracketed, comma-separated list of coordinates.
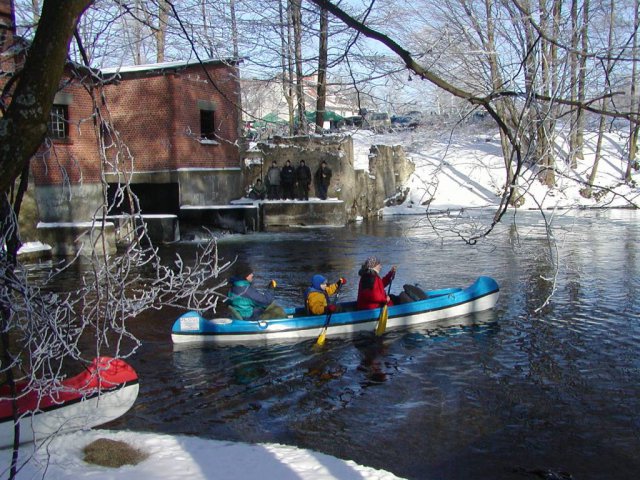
[49, 104, 69, 140]
[200, 109, 216, 140]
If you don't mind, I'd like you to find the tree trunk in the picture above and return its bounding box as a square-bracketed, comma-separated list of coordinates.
[200, 0, 213, 57]
[1, 1, 92, 475]
[279, 0, 295, 135]
[530, 0, 555, 187]
[155, 0, 168, 63]
[228, 0, 242, 137]
[627, 0, 640, 181]
[483, 0, 521, 197]
[567, 0, 580, 167]
[574, 0, 590, 164]
[230, 0, 239, 59]
[315, 7, 328, 134]
[30, 0, 40, 22]
[290, 0, 306, 134]
[584, 0, 615, 196]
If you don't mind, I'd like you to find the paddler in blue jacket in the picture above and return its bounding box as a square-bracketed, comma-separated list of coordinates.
[305, 274, 346, 315]
[228, 268, 278, 320]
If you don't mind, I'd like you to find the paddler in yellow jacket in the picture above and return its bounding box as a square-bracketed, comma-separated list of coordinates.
[305, 274, 346, 315]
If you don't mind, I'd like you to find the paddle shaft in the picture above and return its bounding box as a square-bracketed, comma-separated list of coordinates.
[315, 282, 342, 346]
[375, 275, 394, 336]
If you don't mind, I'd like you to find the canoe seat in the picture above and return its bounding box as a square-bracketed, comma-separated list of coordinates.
[404, 284, 427, 301]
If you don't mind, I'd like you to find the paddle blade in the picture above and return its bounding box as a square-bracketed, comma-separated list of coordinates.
[375, 305, 388, 336]
[316, 328, 327, 346]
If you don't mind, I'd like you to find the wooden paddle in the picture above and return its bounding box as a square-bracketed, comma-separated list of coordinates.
[375, 277, 394, 336]
[315, 282, 342, 347]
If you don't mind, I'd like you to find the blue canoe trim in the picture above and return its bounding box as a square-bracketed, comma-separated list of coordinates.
[172, 276, 499, 338]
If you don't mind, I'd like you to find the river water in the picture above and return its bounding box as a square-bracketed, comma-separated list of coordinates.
[45, 210, 640, 479]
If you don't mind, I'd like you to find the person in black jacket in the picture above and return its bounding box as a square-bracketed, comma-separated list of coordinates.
[280, 160, 296, 200]
[266, 161, 281, 199]
[295, 159, 312, 200]
[314, 161, 332, 200]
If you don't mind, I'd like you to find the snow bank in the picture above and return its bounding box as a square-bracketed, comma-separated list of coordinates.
[0, 430, 404, 480]
[353, 128, 639, 213]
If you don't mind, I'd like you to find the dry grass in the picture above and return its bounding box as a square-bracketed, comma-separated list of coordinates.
[83, 438, 149, 468]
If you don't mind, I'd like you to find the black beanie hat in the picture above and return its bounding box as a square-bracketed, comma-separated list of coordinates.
[237, 266, 253, 279]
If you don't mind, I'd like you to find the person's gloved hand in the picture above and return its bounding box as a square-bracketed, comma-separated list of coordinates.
[269, 279, 277, 289]
[325, 304, 337, 313]
[338, 277, 347, 285]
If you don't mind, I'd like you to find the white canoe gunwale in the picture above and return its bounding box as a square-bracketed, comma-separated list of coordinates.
[0, 381, 139, 421]
[172, 276, 500, 345]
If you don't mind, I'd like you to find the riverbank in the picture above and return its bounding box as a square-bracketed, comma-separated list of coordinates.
[352, 128, 639, 212]
[0, 429, 403, 479]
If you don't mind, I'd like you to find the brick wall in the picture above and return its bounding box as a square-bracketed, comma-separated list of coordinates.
[103, 62, 241, 173]
[31, 61, 241, 186]
[31, 80, 101, 185]
[169, 64, 241, 170]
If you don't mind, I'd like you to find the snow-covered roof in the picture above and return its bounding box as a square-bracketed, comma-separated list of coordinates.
[101, 58, 237, 76]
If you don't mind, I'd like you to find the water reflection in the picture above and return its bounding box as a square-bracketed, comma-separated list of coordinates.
[355, 338, 391, 386]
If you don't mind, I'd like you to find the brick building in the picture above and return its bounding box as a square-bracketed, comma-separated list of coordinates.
[2, 0, 243, 246]
[33, 59, 243, 223]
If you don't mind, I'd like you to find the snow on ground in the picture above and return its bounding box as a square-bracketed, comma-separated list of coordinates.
[16, 241, 51, 255]
[352, 127, 640, 213]
[0, 430, 403, 480]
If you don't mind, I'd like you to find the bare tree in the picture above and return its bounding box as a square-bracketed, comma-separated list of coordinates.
[583, 0, 616, 197]
[290, 0, 306, 133]
[308, 0, 638, 241]
[280, 0, 296, 134]
[627, 0, 640, 181]
[315, 6, 328, 133]
[154, 0, 169, 62]
[1, 3, 233, 477]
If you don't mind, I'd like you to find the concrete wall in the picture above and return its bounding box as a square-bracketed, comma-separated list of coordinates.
[178, 168, 243, 205]
[17, 179, 41, 242]
[352, 144, 414, 218]
[246, 135, 414, 220]
[255, 135, 355, 202]
[262, 201, 346, 228]
[35, 184, 104, 223]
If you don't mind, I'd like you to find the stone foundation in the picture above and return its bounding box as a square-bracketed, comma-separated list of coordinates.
[36, 222, 116, 256]
[261, 200, 346, 228]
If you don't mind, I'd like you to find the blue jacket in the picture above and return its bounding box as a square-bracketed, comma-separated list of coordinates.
[228, 277, 274, 319]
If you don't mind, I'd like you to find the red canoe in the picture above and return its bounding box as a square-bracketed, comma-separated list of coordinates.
[0, 357, 139, 448]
